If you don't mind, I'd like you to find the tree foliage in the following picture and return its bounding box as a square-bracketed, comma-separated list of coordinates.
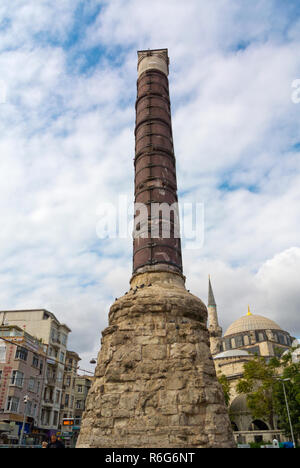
[217, 373, 231, 406]
[273, 350, 300, 440]
[236, 355, 280, 429]
[236, 349, 300, 439]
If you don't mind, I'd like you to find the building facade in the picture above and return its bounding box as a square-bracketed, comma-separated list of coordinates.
[74, 375, 92, 425]
[0, 309, 71, 438]
[0, 325, 47, 444]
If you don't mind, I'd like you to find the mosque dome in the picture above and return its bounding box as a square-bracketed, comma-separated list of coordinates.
[229, 394, 248, 414]
[224, 313, 282, 337]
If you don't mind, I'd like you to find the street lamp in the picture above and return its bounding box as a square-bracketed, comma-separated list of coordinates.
[19, 395, 29, 446]
[276, 378, 296, 449]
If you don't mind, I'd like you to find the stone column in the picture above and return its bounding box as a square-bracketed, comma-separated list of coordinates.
[76, 50, 235, 448]
[133, 49, 182, 277]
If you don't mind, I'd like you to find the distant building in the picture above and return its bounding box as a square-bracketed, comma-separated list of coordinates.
[61, 351, 81, 421]
[74, 375, 92, 424]
[207, 279, 296, 445]
[59, 350, 81, 446]
[59, 355, 92, 448]
[0, 325, 47, 444]
[0, 309, 71, 439]
[73, 374, 92, 444]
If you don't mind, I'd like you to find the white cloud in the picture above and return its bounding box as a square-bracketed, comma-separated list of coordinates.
[186, 247, 300, 338]
[0, 1, 299, 370]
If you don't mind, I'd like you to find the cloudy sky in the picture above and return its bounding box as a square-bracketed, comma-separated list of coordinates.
[0, 0, 300, 370]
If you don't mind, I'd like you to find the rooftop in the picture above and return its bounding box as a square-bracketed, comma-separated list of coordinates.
[214, 349, 251, 360]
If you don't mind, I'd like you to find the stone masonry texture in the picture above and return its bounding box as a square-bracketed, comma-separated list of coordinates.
[76, 272, 235, 448]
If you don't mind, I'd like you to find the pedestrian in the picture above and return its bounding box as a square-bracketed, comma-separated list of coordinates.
[42, 440, 48, 448]
[46, 434, 65, 448]
[272, 437, 279, 448]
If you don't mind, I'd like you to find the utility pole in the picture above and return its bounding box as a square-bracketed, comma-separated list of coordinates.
[281, 379, 296, 448]
[19, 395, 29, 446]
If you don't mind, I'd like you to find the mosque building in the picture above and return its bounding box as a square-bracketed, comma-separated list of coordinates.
[207, 277, 298, 445]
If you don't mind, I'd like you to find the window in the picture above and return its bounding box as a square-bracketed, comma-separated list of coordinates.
[278, 334, 285, 345]
[51, 328, 56, 341]
[53, 411, 58, 426]
[244, 335, 250, 346]
[10, 370, 24, 387]
[77, 385, 83, 393]
[224, 338, 231, 351]
[66, 376, 71, 387]
[60, 352, 65, 364]
[0, 370, 2, 382]
[0, 344, 6, 363]
[76, 400, 82, 409]
[61, 334, 67, 346]
[15, 346, 28, 362]
[235, 335, 244, 347]
[258, 332, 264, 342]
[28, 377, 36, 392]
[55, 390, 61, 404]
[6, 396, 20, 413]
[65, 394, 69, 407]
[247, 346, 260, 356]
[32, 355, 39, 368]
[27, 401, 32, 416]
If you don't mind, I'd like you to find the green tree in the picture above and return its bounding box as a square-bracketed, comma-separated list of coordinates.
[236, 355, 281, 429]
[273, 349, 300, 441]
[218, 373, 231, 406]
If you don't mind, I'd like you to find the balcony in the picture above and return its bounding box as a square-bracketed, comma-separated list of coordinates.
[51, 338, 61, 348]
[43, 399, 54, 407]
[47, 358, 58, 366]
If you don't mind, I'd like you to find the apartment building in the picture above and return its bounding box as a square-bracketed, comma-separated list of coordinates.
[74, 375, 92, 425]
[60, 350, 81, 422]
[0, 325, 47, 443]
[0, 310, 71, 436]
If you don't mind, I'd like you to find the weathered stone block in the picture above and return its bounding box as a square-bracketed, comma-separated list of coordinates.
[143, 344, 167, 360]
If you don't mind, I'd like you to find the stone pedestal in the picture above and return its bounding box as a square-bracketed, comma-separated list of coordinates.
[77, 272, 235, 448]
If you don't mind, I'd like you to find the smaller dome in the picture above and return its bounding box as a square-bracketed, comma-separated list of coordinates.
[230, 394, 248, 413]
[214, 349, 250, 360]
[224, 314, 282, 336]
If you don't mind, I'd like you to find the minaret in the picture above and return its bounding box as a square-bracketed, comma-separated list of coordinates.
[77, 49, 235, 448]
[208, 276, 222, 355]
